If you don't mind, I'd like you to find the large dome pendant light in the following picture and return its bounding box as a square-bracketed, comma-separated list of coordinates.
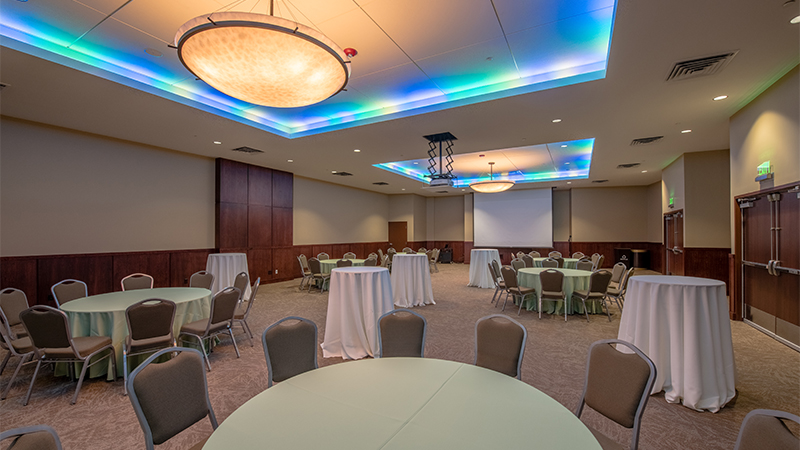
[174, 0, 355, 108]
[470, 162, 515, 193]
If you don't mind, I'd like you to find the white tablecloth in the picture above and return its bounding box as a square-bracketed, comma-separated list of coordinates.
[468, 249, 501, 289]
[206, 253, 251, 298]
[391, 254, 435, 308]
[617, 275, 736, 412]
[322, 267, 394, 359]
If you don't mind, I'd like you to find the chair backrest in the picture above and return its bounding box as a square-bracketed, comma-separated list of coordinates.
[433, 248, 440, 261]
[126, 299, 176, 343]
[418, 247, 427, 253]
[299, 254, 310, 271]
[343, 252, 356, 260]
[239, 278, 260, 320]
[589, 270, 613, 293]
[262, 316, 318, 387]
[317, 252, 329, 261]
[541, 258, 559, 268]
[540, 269, 564, 292]
[387, 248, 396, 254]
[554, 256, 564, 268]
[620, 267, 636, 291]
[576, 260, 594, 271]
[548, 251, 562, 258]
[189, 271, 214, 290]
[734, 409, 800, 450]
[0, 288, 29, 328]
[121, 273, 154, 291]
[378, 249, 385, 260]
[207, 287, 240, 331]
[404, 248, 415, 254]
[378, 309, 427, 358]
[308, 257, 322, 274]
[491, 259, 502, 279]
[336, 259, 353, 267]
[594, 254, 605, 270]
[529, 251, 540, 258]
[572, 252, 585, 259]
[591, 253, 601, 265]
[516, 251, 525, 259]
[50, 279, 87, 307]
[487, 263, 499, 286]
[610, 263, 627, 284]
[575, 339, 656, 450]
[363, 258, 378, 267]
[511, 258, 525, 272]
[19, 305, 74, 355]
[0, 425, 63, 450]
[380, 254, 390, 267]
[474, 314, 527, 379]
[521, 255, 534, 267]
[232, 272, 249, 299]
[500, 266, 519, 290]
[368, 252, 378, 259]
[128, 347, 217, 449]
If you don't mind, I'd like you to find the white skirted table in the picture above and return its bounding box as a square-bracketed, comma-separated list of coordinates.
[468, 249, 501, 289]
[321, 267, 394, 359]
[617, 275, 736, 412]
[205, 253, 251, 298]
[60, 288, 212, 379]
[202, 358, 601, 450]
[390, 254, 435, 308]
[319, 258, 366, 274]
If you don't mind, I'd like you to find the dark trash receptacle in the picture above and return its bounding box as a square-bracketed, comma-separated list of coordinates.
[614, 248, 633, 268]
[439, 248, 453, 263]
[632, 249, 650, 269]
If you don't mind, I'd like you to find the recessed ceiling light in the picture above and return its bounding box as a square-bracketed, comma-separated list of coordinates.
[461, 189, 466, 191]
[561, 145, 567, 148]
[287, 159, 293, 163]
[413, 162, 419, 165]
[713, 95, 728, 101]
[552, 118, 562, 123]
[213, 141, 222, 144]
[641, 170, 648, 173]
[567, 182, 572, 184]
[332, 170, 337, 173]
[681, 129, 692, 134]
[401, 188, 406, 191]
[565, 162, 570, 165]
[353, 149, 361, 152]
[791, 15, 800, 24]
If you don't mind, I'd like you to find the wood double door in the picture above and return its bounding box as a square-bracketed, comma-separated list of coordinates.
[737, 182, 800, 349]
[664, 210, 684, 275]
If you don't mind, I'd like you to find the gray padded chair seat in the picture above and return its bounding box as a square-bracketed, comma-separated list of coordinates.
[540, 290, 564, 299]
[572, 289, 605, 299]
[43, 336, 112, 359]
[9, 336, 33, 354]
[126, 335, 173, 353]
[180, 319, 227, 336]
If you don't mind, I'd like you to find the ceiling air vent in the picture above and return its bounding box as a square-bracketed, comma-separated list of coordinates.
[592, 179, 609, 184]
[372, 182, 389, 185]
[435, 191, 449, 194]
[617, 162, 641, 169]
[631, 136, 663, 146]
[665, 51, 737, 82]
[332, 171, 353, 176]
[0, 83, 8, 91]
[232, 146, 264, 154]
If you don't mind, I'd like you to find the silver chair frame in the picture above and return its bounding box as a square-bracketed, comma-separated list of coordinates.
[733, 409, 800, 450]
[50, 279, 87, 308]
[233, 277, 260, 347]
[123, 299, 177, 395]
[178, 287, 241, 372]
[0, 425, 63, 450]
[121, 273, 154, 291]
[0, 308, 36, 401]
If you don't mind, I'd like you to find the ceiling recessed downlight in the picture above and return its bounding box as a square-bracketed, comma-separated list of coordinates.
[552, 118, 562, 123]
[567, 182, 572, 184]
[641, 170, 648, 173]
[713, 95, 728, 101]
[561, 145, 567, 147]
[287, 159, 293, 163]
[791, 15, 800, 24]
[213, 141, 222, 144]
[332, 170, 337, 173]
[353, 149, 361, 152]
[681, 129, 692, 133]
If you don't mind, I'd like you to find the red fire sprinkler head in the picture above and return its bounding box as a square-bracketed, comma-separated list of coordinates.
[344, 48, 358, 58]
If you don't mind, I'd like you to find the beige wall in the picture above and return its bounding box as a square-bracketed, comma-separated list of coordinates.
[662, 155, 685, 213]
[293, 177, 388, 245]
[412, 195, 428, 242]
[646, 182, 662, 243]
[388, 195, 414, 241]
[571, 187, 649, 242]
[0, 117, 215, 257]
[552, 189, 571, 242]
[429, 196, 465, 241]
[684, 150, 731, 248]
[463, 194, 473, 242]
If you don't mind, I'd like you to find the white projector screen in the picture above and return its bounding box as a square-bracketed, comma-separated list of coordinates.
[473, 189, 553, 247]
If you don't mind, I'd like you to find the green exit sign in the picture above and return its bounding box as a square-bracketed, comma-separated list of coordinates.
[756, 161, 773, 181]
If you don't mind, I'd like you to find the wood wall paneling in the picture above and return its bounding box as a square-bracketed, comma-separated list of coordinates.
[776, 273, 800, 326]
[312, 245, 334, 260]
[216, 159, 249, 204]
[684, 247, 731, 287]
[170, 249, 213, 287]
[744, 266, 777, 316]
[112, 252, 170, 290]
[248, 205, 272, 248]
[248, 165, 272, 206]
[463, 242, 474, 263]
[272, 247, 297, 282]
[553, 242, 571, 257]
[743, 197, 772, 264]
[247, 249, 272, 282]
[217, 203, 248, 249]
[36, 255, 113, 306]
[0, 257, 38, 305]
[272, 207, 293, 247]
[272, 170, 293, 208]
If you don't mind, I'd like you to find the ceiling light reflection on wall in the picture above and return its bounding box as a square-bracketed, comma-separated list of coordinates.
[713, 95, 728, 101]
[470, 162, 515, 193]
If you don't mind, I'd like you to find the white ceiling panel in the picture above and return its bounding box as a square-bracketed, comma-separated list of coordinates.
[360, 0, 504, 61]
[1, 0, 106, 46]
[110, 0, 223, 44]
[415, 37, 517, 94]
[348, 63, 443, 107]
[73, 0, 130, 16]
[493, 0, 614, 35]
[278, 0, 361, 27]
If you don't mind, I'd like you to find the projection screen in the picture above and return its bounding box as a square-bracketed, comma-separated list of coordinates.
[473, 188, 553, 247]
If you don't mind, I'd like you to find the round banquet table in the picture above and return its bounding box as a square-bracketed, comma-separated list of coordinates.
[390, 254, 435, 308]
[202, 358, 601, 450]
[532, 257, 581, 269]
[468, 249, 501, 288]
[59, 287, 212, 379]
[205, 253, 251, 298]
[321, 267, 394, 359]
[517, 268, 602, 315]
[319, 258, 366, 274]
[617, 275, 736, 412]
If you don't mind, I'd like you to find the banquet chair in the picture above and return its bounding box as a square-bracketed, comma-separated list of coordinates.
[548, 251, 562, 258]
[511, 258, 525, 272]
[363, 257, 378, 267]
[19, 305, 116, 405]
[572, 252, 585, 259]
[474, 314, 527, 379]
[297, 255, 313, 290]
[529, 251, 541, 258]
[232, 272, 249, 301]
[336, 259, 353, 267]
[516, 251, 525, 259]
[733, 409, 800, 450]
[488, 263, 506, 305]
[593, 254, 605, 270]
[575, 339, 656, 450]
[604, 267, 635, 315]
[127, 347, 217, 450]
[123, 299, 177, 395]
[343, 252, 356, 260]
[380, 254, 390, 268]
[368, 252, 378, 260]
[262, 316, 318, 388]
[576, 259, 594, 271]
[121, 273, 154, 291]
[0, 287, 29, 339]
[378, 248, 385, 261]
[554, 256, 565, 268]
[608, 263, 627, 290]
[500, 266, 536, 315]
[308, 258, 331, 293]
[0, 308, 36, 401]
[0, 425, 63, 450]
[521, 254, 534, 267]
[178, 287, 240, 371]
[377, 309, 427, 358]
[233, 277, 260, 347]
[387, 247, 396, 254]
[591, 253, 601, 267]
[431, 248, 440, 273]
[50, 279, 87, 307]
[539, 269, 566, 321]
[317, 252, 330, 261]
[571, 270, 613, 322]
[189, 270, 215, 290]
[541, 258, 559, 268]
[404, 248, 415, 254]
[418, 247, 427, 253]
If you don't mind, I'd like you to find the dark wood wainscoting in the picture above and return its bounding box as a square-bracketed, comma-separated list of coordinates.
[1, 249, 214, 306]
[684, 247, 731, 288]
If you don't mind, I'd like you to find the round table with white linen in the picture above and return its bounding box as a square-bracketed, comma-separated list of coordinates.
[205, 253, 251, 298]
[321, 267, 394, 359]
[617, 275, 736, 412]
[390, 254, 435, 308]
[319, 258, 366, 274]
[202, 358, 601, 450]
[532, 257, 581, 269]
[468, 249, 501, 288]
[517, 268, 602, 315]
[60, 287, 212, 379]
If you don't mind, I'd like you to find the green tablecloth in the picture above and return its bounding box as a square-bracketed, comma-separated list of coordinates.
[320, 259, 366, 274]
[532, 257, 581, 269]
[60, 288, 212, 379]
[203, 358, 600, 450]
[517, 268, 603, 315]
